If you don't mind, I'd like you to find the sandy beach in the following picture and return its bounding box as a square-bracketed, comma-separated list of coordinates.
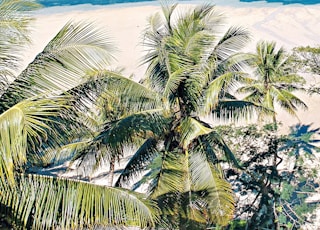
[26, 1, 320, 135]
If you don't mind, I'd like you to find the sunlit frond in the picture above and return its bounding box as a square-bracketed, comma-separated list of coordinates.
[272, 86, 308, 116]
[0, 0, 41, 86]
[0, 174, 160, 229]
[160, 0, 178, 32]
[148, 151, 186, 198]
[116, 138, 159, 187]
[213, 26, 251, 61]
[162, 69, 186, 99]
[189, 151, 234, 226]
[69, 69, 161, 118]
[273, 73, 306, 87]
[179, 117, 212, 149]
[203, 72, 240, 113]
[0, 21, 114, 112]
[211, 99, 269, 123]
[0, 105, 26, 185]
[0, 95, 69, 184]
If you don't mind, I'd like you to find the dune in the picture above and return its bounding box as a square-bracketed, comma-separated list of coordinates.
[25, 2, 320, 135]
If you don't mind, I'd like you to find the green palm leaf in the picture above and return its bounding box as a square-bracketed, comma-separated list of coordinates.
[1, 174, 159, 229]
[213, 26, 251, 61]
[97, 110, 169, 149]
[0, 21, 114, 112]
[0, 96, 69, 185]
[204, 72, 242, 112]
[159, 0, 177, 32]
[189, 151, 234, 226]
[0, 0, 40, 87]
[203, 131, 241, 168]
[0, 105, 26, 185]
[179, 117, 212, 149]
[67, 69, 161, 126]
[271, 86, 308, 116]
[211, 99, 269, 123]
[115, 138, 159, 187]
[273, 73, 306, 86]
[148, 151, 186, 198]
[46, 139, 93, 167]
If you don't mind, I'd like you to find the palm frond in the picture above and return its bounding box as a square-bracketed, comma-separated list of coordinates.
[96, 110, 169, 150]
[211, 99, 268, 123]
[48, 139, 93, 167]
[236, 83, 261, 95]
[189, 151, 234, 226]
[0, 95, 69, 185]
[115, 138, 159, 187]
[0, 0, 41, 87]
[163, 68, 186, 99]
[213, 26, 251, 61]
[273, 73, 306, 86]
[0, 21, 114, 112]
[0, 174, 160, 229]
[179, 117, 212, 149]
[203, 131, 241, 168]
[142, 10, 171, 92]
[160, 0, 178, 32]
[68, 69, 161, 120]
[223, 52, 255, 73]
[148, 151, 186, 198]
[203, 72, 239, 113]
[272, 86, 308, 116]
[0, 104, 26, 185]
[142, 12, 167, 56]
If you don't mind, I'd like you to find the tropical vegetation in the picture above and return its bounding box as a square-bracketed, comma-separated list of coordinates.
[0, 0, 319, 229]
[293, 45, 320, 75]
[292, 45, 320, 95]
[216, 124, 320, 229]
[0, 0, 159, 229]
[112, 3, 254, 228]
[237, 41, 307, 127]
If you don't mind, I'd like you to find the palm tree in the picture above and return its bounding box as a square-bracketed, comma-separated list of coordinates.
[237, 41, 307, 128]
[0, 0, 159, 228]
[95, 2, 257, 229]
[55, 69, 160, 187]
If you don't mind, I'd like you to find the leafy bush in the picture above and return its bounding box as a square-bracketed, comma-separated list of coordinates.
[217, 124, 320, 229]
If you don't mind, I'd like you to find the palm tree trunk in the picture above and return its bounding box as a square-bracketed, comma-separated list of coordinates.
[108, 158, 115, 186]
[272, 114, 277, 131]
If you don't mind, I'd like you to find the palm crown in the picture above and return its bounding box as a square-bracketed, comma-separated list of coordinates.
[237, 40, 307, 125]
[107, 3, 256, 228]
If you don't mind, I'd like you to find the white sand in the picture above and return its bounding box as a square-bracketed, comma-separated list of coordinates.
[26, 2, 320, 136]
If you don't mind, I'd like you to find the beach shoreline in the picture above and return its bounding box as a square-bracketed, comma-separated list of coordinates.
[26, 1, 320, 134]
[34, 0, 287, 14]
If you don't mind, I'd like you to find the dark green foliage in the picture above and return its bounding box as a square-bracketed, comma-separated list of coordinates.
[292, 45, 320, 95]
[292, 45, 320, 75]
[218, 124, 320, 229]
[227, 219, 247, 230]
